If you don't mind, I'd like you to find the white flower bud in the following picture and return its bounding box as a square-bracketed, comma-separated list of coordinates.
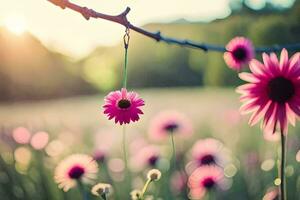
[147, 169, 162, 181]
[91, 183, 111, 196]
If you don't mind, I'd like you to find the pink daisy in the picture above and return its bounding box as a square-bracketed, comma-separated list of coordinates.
[54, 154, 98, 191]
[130, 144, 161, 171]
[188, 166, 225, 199]
[92, 149, 106, 163]
[170, 171, 187, 194]
[149, 111, 193, 141]
[103, 88, 145, 125]
[237, 48, 300, 134]
[191, 138, 227, 167]
[263, 187, 279, 200]
[224, 37, 254, 71]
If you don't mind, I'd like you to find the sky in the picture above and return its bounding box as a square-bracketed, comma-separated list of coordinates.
[0, 0, 295, 58]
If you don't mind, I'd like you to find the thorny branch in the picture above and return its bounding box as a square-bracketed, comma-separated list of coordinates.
[48, 0, 300, 53]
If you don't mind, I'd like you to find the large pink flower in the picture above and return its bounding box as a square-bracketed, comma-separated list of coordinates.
[188, 166, 225, 199]
[237, 48, 300, 134]
[224, 37, 254, 71]
[103, 88, 145, 125]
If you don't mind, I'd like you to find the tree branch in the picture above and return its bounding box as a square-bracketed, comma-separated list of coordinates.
[47, 0, 300, 53]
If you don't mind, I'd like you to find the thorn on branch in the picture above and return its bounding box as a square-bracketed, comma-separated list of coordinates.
[121, 7, 131, 17]
[81, 7, 92, 20]
[48, 0, 67, 9]
[155, 31, 161, 42]
[117, 7, 131, 28]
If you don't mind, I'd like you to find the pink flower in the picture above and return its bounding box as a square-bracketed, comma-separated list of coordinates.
[170, 171, 187, 194]
[224, 37, 254, 71]
[103, 88, 144, 125]
[191, 138, 227, 167]
[12, 127, 31, 144]
[149, 111, 193, 141]
[92, 149, 106, 163]
[130, 144, 161, 171]
[188, 166, 225, 199]
[54, 154, 98, 191]
[30, 131, 49, 150]
[263, 187, 279, 200]
[237, 48, 300, 134]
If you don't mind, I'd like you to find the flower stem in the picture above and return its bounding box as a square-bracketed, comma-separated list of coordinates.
[123, 41, 128, 88]
[122, 125, 128, 171]
[141, 179, 152, 199]
[101, 194, 107, 200]
[280, 132, 287, 200]
[170, 132, 176, 169]
[77, 181, 88, 200]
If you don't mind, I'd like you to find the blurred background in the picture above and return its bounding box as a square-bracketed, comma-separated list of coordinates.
[0, 1, 300, 199]
[0, 0, 299, 102]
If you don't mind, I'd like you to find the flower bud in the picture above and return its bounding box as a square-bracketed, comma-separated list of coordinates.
[147, 169, 161, 181]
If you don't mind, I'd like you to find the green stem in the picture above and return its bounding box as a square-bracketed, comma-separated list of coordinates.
[122, 125, 132, 197]
[122, 125, 128, 171]
[170, 132, 176, 169]
[280, 132, 286, 200]
[101, 193, 107, 200]
[123, 47, 128, 88]
[141, 179, 152, 199]
[77, 181, 88, 200]
[102, 164, 120, 200]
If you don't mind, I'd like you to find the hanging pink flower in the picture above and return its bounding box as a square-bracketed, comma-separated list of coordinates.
[237, 48, 300, 134]
[103, 88, 145, 125]
[188, 166, 225, 199]
[54, 154, 98, 191]
[191, 138, 227, 167]
[149, 110, 193, 141]
[224, 37, 254, 71]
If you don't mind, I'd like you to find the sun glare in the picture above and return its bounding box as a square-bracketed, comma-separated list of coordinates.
[3, 15, 27, 35]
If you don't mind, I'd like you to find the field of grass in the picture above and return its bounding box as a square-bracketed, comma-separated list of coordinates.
[0, 87, 299, 200]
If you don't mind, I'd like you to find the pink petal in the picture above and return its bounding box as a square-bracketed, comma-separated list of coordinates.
[279, 48, 289, 72]
[249, 100, 271, 126]
[239, 72, 260, 83]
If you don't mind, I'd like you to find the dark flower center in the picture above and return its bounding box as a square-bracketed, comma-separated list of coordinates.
[164, 123, 179, 133]
[148, 155, 159, 166]
[267, 77, 295, 104]
[199, 154, 215, 165]
[202, 177, 215, 189]
[118, 99, 131, 109]
[68, 165, 85, 179]
[232, 47, 247, 61]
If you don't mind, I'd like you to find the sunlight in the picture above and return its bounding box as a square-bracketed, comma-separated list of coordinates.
[3, 15, 27, 35]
